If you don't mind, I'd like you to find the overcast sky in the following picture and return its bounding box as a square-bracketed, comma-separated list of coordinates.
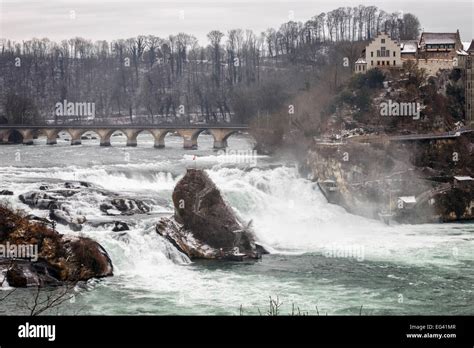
[1, 0, 473, 45]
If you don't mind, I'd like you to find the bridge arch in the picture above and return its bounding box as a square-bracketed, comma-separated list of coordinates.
[52, 129, 93, 146]
[176, 128, 207, 149]
[81, 130, 105, 145]
[43, 129, 85, 145]
[123, 129, 178, 148]
[208, 129, 240, 149]
[148, 129, 172, 148]
[37, 129, 60, 145]
[127, 129, 155, 147]
[0, 129, 23, 144]
[107, 130, 126, 146]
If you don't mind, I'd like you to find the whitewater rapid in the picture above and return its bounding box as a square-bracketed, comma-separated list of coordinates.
[1, 160, 470, 265]
[0, 134, 472, 315]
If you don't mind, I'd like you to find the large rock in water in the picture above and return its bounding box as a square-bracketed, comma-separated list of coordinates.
[156, 169, 266, 260]
[0, 205, 113, 287]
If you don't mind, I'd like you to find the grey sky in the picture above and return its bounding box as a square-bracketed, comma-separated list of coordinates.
[1, 0, 473, 45]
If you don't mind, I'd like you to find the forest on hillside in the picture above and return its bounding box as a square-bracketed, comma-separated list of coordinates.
[0, 5, 420, 126]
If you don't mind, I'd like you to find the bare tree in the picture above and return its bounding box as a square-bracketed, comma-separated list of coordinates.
[19, 283, 77, 316]
[400, 13, 421, 40]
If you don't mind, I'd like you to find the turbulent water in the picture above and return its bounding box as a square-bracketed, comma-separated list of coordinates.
[0, 132, 473, 315]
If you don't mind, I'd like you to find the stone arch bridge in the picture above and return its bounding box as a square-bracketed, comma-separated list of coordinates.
[0, 125, 249, 149]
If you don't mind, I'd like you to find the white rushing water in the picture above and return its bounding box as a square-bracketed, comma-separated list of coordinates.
[0, 134, 473, 315]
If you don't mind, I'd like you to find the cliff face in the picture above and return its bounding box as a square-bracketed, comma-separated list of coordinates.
[305, 138, 474, 223]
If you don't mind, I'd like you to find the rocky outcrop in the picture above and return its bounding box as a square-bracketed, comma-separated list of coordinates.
[305, 138, 474, 223]
[157, 169, 266, 260]
[0, 205, 113, 287]
[19, 189, 86, 231]
[49, 209, 85, 231]
[112, 221, 129, 232]
[18, 182, 152, 232]
[19, 191, 60, 210]
[100, 198, 151, 216]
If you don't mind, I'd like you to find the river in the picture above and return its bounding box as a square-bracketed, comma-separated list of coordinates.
[0, 132, 473, 315]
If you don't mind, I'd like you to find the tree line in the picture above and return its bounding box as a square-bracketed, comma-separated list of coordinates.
[0, 5, 420, 125]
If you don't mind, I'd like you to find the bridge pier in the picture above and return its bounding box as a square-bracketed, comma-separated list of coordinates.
[18, 129, 34, 145]
[95, 129, 114, 146]
[150, 129, 170, 148]
[209, 129, 238, 149]
[68, 129, 83, 146]
[42, 129, 59, 145]
[0, 129, 11, 143]
[177, 129, 203, 149]
[123, 129, 140, 147]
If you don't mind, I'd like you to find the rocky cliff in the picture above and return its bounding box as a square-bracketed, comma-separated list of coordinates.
[304, 136, 474, 223]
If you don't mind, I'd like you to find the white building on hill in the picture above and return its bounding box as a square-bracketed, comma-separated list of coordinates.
[354, 32, 402, 74]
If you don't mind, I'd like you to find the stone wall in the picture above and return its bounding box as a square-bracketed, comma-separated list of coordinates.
[403, 58, 456, 76]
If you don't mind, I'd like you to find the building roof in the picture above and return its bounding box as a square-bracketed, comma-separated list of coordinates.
[463, 41, 473, 51]
[355, 58, 366, 64]
[401, 41, 418, 53]
[366, 32, 400, 47]
[454, 176, 474, 181]
[398, 196, 417, 203]
[421, 32, 458, 45]
[467, 39, 474, 52]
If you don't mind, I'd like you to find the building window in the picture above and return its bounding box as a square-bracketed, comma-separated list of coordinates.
[393, 60, 396, 66]
[393, 51, 396, 57]
[381, 39, 385, 43]
[377, 61, 380, 66]
[371, 52, 374, 57]
[387, 61, 390, 66]
[371, 60, 374, 66]
[382, 61, 385, 66]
